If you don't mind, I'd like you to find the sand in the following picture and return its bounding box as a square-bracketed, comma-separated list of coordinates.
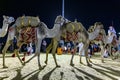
[0, 53, 120, 80]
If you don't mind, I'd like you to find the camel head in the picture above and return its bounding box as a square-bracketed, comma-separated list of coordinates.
[88, 22, 105, 41]
[3, 15, 15, 24]
[94, 22, 104, 30]
[88, 26, 94, 33]
[90, 22, 104, 34]
[55, 15, 69, 26]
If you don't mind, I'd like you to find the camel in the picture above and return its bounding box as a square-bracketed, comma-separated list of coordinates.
[91, 27, 118, 62]
[2, 15, 40, 68]
[71, 22, 104, 66]
[26, 15, 67, 68]
[0, 15, 14, 37]
[45, 21, 104, 66]
[0, 15, 15, 68]
[2, 15, 66, 69]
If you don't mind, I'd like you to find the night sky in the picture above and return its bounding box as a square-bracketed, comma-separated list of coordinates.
[0, 0, 120, 37]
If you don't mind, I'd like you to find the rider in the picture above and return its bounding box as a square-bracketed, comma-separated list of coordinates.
[108, 26, 117, 37]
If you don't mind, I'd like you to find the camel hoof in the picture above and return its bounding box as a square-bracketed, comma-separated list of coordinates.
[25, 61, 28, 64]
[70, 63, 74, 66]
[80, 61, 83, 64]
[87, 64, 92, 67]
[111, 57, 115, 60]
[22, 63, 25, 66]
[3, 65, 8, 68]
[39, 67, 43, 70]
[102, 61, 105, 63]
[101, 60, 105, 63]
[44, 60, 47, 65]
[56, 65, 61, 68]
[39, 65, 47, 70]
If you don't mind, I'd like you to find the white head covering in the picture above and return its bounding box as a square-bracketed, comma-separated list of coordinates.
[108, 26, 116, 36]
[108, 26, 116, 34]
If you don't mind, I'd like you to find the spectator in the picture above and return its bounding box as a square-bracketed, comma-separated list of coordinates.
[108, 26, 117, 37]
[27, 42, 33, 55]
[77, 42, 84, 56]
[66, 42, 71, 53]
[59, 39, 64, 47]
[41, 40, 47, 53]
[103, 45, 109, 58]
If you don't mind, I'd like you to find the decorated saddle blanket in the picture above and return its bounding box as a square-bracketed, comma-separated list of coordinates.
[19, 27, 36, 43]
[65, 31, 79, 41]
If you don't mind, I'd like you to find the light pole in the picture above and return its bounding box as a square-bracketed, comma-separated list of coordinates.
[62, 0, 64, 17]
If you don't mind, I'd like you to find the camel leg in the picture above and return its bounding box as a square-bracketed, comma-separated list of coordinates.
[86, 54, 92, 66]
[88, 57, 92, 63]
[79, 56, 84, 64]
[2, 40, 12, 68]
[88, 52, 92, 63]
[85, 53, 92, 66]
[109, 44, 114, 60]
[79, 50, 84, 64]
[11, 41, 23, 58]
[25, 39, 42, 64]
[14, 49, 24, 65]
[101, 46, 105, 63]
[36, 38, 42, 69]
[25, 53, 37, 63]
[44, 39, 53, 64]
[84, 42, 92, 66]
[70, 53, 75, 66]
[15, 41, 25, 65]
[52, 38, 60, 67]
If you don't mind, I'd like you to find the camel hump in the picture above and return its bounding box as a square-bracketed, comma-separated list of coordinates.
[66, 22, 74, 33]
[66, 22, 83, 33]
[15, 16, 40, 28]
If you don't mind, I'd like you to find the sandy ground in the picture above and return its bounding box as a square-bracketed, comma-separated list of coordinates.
[0, 53, 120, 80]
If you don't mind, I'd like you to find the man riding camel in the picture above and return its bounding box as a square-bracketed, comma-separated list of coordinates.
[108, 26, 117, 37]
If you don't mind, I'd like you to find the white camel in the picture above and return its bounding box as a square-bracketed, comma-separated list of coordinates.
[26, 15, 67, 68]
[0, 15, 14, 68]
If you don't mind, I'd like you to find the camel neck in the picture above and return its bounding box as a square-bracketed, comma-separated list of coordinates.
[0, 21, 9, 37]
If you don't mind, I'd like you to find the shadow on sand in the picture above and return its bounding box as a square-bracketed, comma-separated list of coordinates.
[42, 67, 57, 80]
[90, 63, 120, 80]
[12, 65, 45, 80]
[71, 66, 103, 80]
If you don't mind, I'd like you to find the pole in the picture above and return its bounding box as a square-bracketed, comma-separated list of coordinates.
[62, 0, 64, 17]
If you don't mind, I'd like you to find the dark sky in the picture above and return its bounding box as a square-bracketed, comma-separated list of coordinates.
[0, 0, 120, 33]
